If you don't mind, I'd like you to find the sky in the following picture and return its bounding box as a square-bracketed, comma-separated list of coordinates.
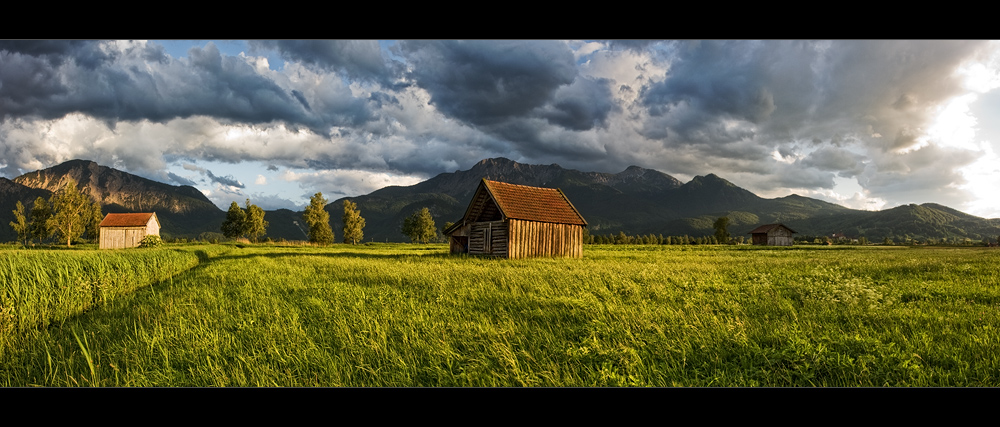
[2, 40, 1000, 218]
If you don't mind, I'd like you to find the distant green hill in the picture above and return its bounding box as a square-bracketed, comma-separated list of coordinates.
[326, 158, 1000, 243]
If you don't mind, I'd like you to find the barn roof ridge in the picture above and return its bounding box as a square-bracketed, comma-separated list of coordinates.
[99, 212, 159, 228]
[481, 179, 587, 226]
[451, 179, 587, 227]
[748, 223, 797, 234]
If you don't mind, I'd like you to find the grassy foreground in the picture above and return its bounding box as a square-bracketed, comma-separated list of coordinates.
[2, 243, 998, 386]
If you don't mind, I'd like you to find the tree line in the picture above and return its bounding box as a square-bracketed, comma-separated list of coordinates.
[300, 193, 439, 245]
[585, 216, 739, 245]
[9, 178, 103, 247]
[586, 232, 746, 245]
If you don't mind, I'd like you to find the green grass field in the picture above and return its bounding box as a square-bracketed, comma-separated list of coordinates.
[2, 243, 998, 386]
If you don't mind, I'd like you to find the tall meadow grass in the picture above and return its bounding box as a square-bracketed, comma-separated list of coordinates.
[1, 243, 998, 386]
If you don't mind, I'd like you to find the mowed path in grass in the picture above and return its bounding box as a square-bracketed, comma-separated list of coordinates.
[2, 243, 999, 386]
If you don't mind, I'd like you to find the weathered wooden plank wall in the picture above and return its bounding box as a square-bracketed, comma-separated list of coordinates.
[99, 227, 148, 249]
[508, 219, 582, 259]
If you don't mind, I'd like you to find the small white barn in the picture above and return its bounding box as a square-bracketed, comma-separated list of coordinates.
[99, 213, 160, 249]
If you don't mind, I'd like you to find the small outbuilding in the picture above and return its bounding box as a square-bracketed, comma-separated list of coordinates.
[99, 212, 160, 249]
[444, 179, 587, 258]
[748, 223, 796, 246]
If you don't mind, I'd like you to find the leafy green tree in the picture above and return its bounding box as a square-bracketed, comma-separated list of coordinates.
[86, 200, 103, 242]
[244, 199, 268, 243]
[48, 178, 95, 246]
[221, 201, 247, 239]
[713, 216, 730, 244]
[303, 192, 334, 245]
[402, 207, 436, 244]
[29, 197, 53, 243]
[9, 201, 29, 245]
[342, 199, 365, 245]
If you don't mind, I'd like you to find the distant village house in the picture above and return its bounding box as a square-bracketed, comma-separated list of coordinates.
[99, 212, 160, 249]
[444, 179, 587, 259]
[748, 223, 796, 246]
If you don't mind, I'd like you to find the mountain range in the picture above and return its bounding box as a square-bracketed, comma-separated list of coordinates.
[3, 158, 999, 243]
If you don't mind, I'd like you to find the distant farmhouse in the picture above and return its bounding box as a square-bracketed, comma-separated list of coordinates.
[99, 212, 160, 249]
[444, 179, 587, 258]
[748, 223, 796, 246]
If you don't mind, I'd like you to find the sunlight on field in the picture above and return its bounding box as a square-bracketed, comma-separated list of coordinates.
[1, 243, 998, 386]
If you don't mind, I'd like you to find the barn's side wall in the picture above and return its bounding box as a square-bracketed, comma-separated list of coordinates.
[767, 227, 794, 246]
[146, 218, 161, 237]
[100, 226, 148, 249]
[508, 219, 582, 259]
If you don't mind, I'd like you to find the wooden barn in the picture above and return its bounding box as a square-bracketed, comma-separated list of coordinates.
[99, 213, 160, 249]
[444, 179, 587, 258]
[748, 223, 796, 246]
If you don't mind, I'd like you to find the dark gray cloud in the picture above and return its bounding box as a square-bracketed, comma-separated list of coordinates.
[801, 147, 867, 177]
[167, 172, 197, 186]
[397, 40, 577, 126]
[0, 40, 114, 69]
[291, 90, 311, 111]
[638, 41, 984, 152]
[0, 41, 375, 135]
[538, 76, 615, 131]
[249, 40, 396, 85]
[641, 41, 780, 122]
[207, 171, 243, 188]
[181, 163, 244, 188]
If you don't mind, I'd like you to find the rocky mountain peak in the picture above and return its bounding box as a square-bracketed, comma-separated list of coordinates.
[13, 159, 218, 215]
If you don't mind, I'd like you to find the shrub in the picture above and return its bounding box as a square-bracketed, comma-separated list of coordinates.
[138, 235, 163, 248]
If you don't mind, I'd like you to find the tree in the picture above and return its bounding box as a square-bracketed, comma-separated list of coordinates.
[244, 199, 268, 243]
[402, 207, 436, 243]
[221, 201, 247, 239]
[29, 197, 53, 244]
[48, 178, 96, 246]
[303, 192, 334, 245]
[713, 216, 730, 244]
[342, 199, 365, 245]
[86, 200, 103, 242]
[9, 201, 28, 245]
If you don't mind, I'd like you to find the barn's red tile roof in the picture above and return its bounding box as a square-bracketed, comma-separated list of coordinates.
[99, 213, 158, 228]
[482, 180, 587, 225]
[748, 223, 796, 234]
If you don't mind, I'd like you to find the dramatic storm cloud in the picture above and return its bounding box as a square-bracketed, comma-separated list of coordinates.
[2, 40, 1000, 217]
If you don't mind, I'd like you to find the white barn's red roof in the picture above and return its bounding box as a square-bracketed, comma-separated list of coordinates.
[100, 213, 159, 228]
